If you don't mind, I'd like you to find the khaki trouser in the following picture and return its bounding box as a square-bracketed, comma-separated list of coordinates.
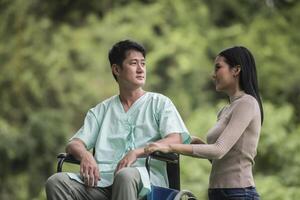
[45, 167, 144, 200]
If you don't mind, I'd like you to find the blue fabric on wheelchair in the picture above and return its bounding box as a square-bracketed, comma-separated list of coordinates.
[147, 185, 179, 200]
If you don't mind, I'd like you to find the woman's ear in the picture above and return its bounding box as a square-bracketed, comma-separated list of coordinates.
[233, 65, 241, 77]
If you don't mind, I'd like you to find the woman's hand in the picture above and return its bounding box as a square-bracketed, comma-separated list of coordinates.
[144, 142, 172, 154]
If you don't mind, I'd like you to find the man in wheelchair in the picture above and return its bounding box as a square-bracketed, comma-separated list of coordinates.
[45, 39, 191, 200]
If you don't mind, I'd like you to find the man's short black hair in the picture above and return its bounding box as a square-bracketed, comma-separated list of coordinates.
[108, 40, 146, 80]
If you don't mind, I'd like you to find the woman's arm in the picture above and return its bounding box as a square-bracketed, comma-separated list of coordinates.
[144, 135, 205, 156]
[145, 142, 194, 156]
[144, 134, 199, 155]
[146, 99, 257, 160]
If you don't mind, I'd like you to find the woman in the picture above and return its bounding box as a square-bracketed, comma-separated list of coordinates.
[145, 46, 263, 200]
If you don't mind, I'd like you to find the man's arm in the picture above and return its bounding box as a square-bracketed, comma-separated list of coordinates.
[66, 138, 99, 187]
[156, 132, 182, 145]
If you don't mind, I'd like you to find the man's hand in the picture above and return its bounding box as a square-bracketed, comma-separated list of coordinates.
[144, 142, 172, 154]
[80, 151, 100, 187]
[115, 150, 138, 174]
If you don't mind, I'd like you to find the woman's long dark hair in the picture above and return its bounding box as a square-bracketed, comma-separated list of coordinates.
[218, 46, 264, 124]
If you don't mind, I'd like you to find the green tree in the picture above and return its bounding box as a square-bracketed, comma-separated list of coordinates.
[1, 0, 300, 199]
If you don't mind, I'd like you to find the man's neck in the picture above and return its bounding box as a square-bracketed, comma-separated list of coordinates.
[119, 88, 145, 112]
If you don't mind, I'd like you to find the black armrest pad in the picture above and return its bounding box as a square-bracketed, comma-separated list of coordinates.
[150, 151, 179, 163]
[57, 153, 67, 159]
[57, 153, 80, 165]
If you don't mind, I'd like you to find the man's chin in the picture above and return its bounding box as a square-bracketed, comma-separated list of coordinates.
[136, 80, 145, 86]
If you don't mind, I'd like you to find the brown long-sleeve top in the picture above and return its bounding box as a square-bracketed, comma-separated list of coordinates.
[192, 94, 261, 188]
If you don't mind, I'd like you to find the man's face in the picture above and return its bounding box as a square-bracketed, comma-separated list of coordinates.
[116, 50, 146, 89]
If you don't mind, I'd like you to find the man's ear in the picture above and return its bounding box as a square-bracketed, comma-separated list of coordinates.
[112, 64, 120, 77]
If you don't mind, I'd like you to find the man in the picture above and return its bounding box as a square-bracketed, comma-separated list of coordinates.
[45, 39, 191, 200]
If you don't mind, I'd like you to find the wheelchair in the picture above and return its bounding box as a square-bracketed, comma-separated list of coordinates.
[57, 151, 197, 200]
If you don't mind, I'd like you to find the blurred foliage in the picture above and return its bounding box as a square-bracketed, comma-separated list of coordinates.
[0, 0, 300, 199]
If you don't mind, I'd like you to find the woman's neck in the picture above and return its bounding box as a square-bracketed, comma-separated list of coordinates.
[229, 90, 245, 103]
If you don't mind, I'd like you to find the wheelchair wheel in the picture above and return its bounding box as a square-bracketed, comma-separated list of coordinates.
[173, 190, 197, 200]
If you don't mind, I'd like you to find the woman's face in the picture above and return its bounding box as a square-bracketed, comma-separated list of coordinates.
[212, 55, 237, 93]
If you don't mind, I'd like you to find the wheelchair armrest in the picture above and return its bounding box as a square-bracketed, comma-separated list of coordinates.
[57, 153, 80, 172]
[56, 151, 179, 172]
[149, 151, 179, 164]
[145, 151, 179, 176]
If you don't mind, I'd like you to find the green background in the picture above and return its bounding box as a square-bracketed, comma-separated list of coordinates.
[1, 0, 300, 199]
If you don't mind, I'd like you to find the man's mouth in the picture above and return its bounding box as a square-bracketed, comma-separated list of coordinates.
[136, 76, 144, 79]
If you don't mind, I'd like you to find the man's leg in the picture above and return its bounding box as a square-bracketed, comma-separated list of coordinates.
[45, 172, 111, 200]
[111, 167, 143, 200]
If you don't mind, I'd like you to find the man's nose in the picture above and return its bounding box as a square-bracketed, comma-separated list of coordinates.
[211, 72, 216, 80]
[137, 63, 144, 71]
